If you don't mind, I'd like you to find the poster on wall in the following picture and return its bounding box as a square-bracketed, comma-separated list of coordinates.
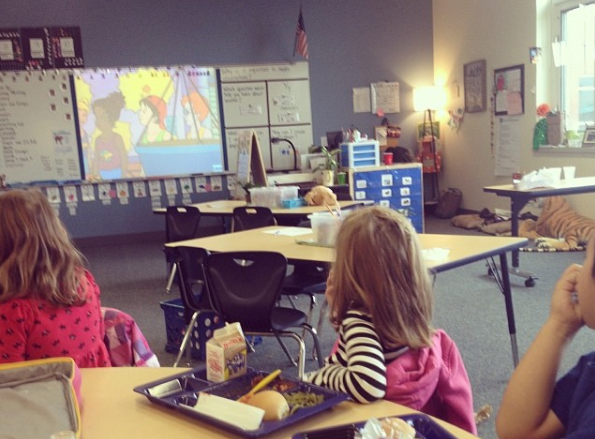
[494, 64, 524, 116]
[0, 28, 24, 71]
[50, 26, 84, 69]
[464, 59, 487, 113]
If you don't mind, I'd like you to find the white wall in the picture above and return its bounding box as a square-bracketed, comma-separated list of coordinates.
[433, 0, 595, 219]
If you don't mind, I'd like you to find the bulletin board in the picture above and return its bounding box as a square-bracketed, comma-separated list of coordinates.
[220, 62, 313, 172]
[0, 70, 82, 185]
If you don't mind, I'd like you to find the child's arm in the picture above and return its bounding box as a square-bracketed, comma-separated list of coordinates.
[496, 264, 583, 439]
[304, 311, 387, 403]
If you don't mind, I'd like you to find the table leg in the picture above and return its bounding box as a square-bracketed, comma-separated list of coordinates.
[498, 253, 519, 367]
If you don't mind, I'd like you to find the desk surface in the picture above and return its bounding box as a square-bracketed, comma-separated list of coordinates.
[80, 367, 479, 439]
[484, 176, 595, 198]
[154, 200, 368, 217]
[169, 226, 527, 269]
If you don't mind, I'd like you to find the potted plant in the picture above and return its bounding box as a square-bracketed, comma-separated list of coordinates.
[316, 146, 339, 186]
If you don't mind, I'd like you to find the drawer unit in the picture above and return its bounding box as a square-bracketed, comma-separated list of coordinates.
[340, 141, 380, 168]
[349, 163, 424, 233]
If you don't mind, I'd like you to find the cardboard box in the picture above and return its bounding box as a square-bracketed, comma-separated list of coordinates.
[206, 323, 247, 383]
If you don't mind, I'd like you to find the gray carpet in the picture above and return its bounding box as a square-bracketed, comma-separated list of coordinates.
[79, 216, 588, 439]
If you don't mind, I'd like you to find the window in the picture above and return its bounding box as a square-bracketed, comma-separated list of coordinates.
[553, 1, 594, 141]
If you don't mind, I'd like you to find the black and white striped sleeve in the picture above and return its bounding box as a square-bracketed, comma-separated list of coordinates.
[304, 310, 387, 403]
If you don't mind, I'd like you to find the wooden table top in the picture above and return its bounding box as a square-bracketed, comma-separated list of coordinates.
[168, 226, 528, 270]
[79, 367, 480, 439]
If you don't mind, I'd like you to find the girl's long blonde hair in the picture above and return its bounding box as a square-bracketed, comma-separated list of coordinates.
[0, 189, 88, 306]
[330, 206, 434, 349]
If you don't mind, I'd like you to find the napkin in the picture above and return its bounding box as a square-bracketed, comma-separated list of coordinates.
[422, 248, 450, 262]
[187, 392, 265, 431]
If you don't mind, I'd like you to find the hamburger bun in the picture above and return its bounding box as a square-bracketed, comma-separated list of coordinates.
[244, 390, 289, 421]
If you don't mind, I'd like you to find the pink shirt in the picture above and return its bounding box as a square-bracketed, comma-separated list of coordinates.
[0, 270, 111, 368]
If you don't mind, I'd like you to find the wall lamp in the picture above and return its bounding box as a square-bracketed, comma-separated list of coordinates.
[271, 137, 298, 171]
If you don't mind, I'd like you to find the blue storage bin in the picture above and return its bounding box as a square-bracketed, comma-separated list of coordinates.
[160, 298, 224, 360]
[160, 298, 262, 360]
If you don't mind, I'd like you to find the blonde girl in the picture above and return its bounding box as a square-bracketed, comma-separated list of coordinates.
[305, 206, 476, 434]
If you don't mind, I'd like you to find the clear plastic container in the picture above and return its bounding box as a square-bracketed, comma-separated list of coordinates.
[308, 213, 343, 246]
[249, 186, 299, 208]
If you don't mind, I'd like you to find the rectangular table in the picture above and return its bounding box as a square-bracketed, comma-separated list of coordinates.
[154, 199, 368, 218]
[79, 367, 480, 439]
[484, 176, 595, 282]
[170, 226, 528, 366]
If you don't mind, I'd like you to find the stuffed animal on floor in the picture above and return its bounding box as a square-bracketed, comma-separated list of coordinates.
[303, 185, 338, 206]
[519, 196, 595, 251]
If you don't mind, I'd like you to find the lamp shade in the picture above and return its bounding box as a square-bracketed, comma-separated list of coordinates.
[413, 85, 446, 111]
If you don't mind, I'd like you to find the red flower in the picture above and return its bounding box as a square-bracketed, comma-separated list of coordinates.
[536, 103, 551, 117]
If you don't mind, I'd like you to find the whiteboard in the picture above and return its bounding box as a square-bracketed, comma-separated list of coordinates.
[221, 82, 268, 127]
[220, 62, 313, 172]
[0, 71, 82, 184]
[267, 80, 312, 125]
[225, 127, 270, 174]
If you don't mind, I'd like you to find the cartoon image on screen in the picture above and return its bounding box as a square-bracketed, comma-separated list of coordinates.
[74, 66, 223, 180]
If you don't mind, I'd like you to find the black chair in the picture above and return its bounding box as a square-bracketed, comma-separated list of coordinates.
[164, 206, 202, 294]
[231, 206, 276, 232]
[203, 251, 323, 379]
[172, 246, 213, 367]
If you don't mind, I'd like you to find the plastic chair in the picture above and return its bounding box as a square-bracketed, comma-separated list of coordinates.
[164, 206, 201, 294]
[171, 246, 214, 367]
[231, 206, 276, 232]
[203, 251, 323, 379]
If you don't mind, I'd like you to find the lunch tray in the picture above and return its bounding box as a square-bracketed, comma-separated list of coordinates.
[291, 413, 458, 439]
[134, 367, 350, 438]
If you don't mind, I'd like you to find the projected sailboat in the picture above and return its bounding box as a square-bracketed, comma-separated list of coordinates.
[133, 66, 223, 176]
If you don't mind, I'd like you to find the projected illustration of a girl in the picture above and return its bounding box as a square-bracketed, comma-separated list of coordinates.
[181, 91, 212, 140]
[138, 95, 172, 144]
[91, 92, 128, 180]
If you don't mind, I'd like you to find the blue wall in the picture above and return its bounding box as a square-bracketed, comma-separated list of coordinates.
[1, 0, 434, 239]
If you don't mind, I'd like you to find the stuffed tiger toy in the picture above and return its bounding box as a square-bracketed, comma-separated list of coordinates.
[519, 196, 595, 252]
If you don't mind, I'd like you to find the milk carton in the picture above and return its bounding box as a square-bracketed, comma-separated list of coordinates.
[206, 322, 247, 383]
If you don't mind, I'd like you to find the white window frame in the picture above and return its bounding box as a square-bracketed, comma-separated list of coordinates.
[551, 0, 595, 139]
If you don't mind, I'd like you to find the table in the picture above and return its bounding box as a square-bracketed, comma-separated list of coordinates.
[154, 199, 368, 217]
[169, 226, 528, 366]
[79, 367, 480, 439]
[483, 176, 595, 285]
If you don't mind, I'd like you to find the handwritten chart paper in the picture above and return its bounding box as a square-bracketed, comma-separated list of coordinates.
[0, 71, 81, 184]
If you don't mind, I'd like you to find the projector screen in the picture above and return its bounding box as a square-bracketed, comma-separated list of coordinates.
[73, 66, 223, 180]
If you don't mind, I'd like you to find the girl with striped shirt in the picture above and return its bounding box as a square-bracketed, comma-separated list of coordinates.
[304, 206, 476, 434]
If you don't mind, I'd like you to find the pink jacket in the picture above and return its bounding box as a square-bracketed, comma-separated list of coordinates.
[384, 329, 477, 435]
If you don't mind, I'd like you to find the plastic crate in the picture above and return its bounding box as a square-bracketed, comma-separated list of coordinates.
[160, 298, 224, 360]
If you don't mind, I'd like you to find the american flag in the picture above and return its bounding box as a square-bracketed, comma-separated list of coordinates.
[294, 8, 309, 59]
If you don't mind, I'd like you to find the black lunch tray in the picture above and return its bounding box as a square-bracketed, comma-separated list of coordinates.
[134, 367, 350, 438]
[292, 413, 459, 439]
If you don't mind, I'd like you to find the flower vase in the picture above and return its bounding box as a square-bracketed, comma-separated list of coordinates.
[533, 118, 548, 150]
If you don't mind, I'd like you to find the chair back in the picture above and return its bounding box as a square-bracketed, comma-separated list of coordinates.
[204, 251, 287, 332]
[175, 246, 212, 322]
[231, 206, 276, 232]
[165, 206, 201, 242]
